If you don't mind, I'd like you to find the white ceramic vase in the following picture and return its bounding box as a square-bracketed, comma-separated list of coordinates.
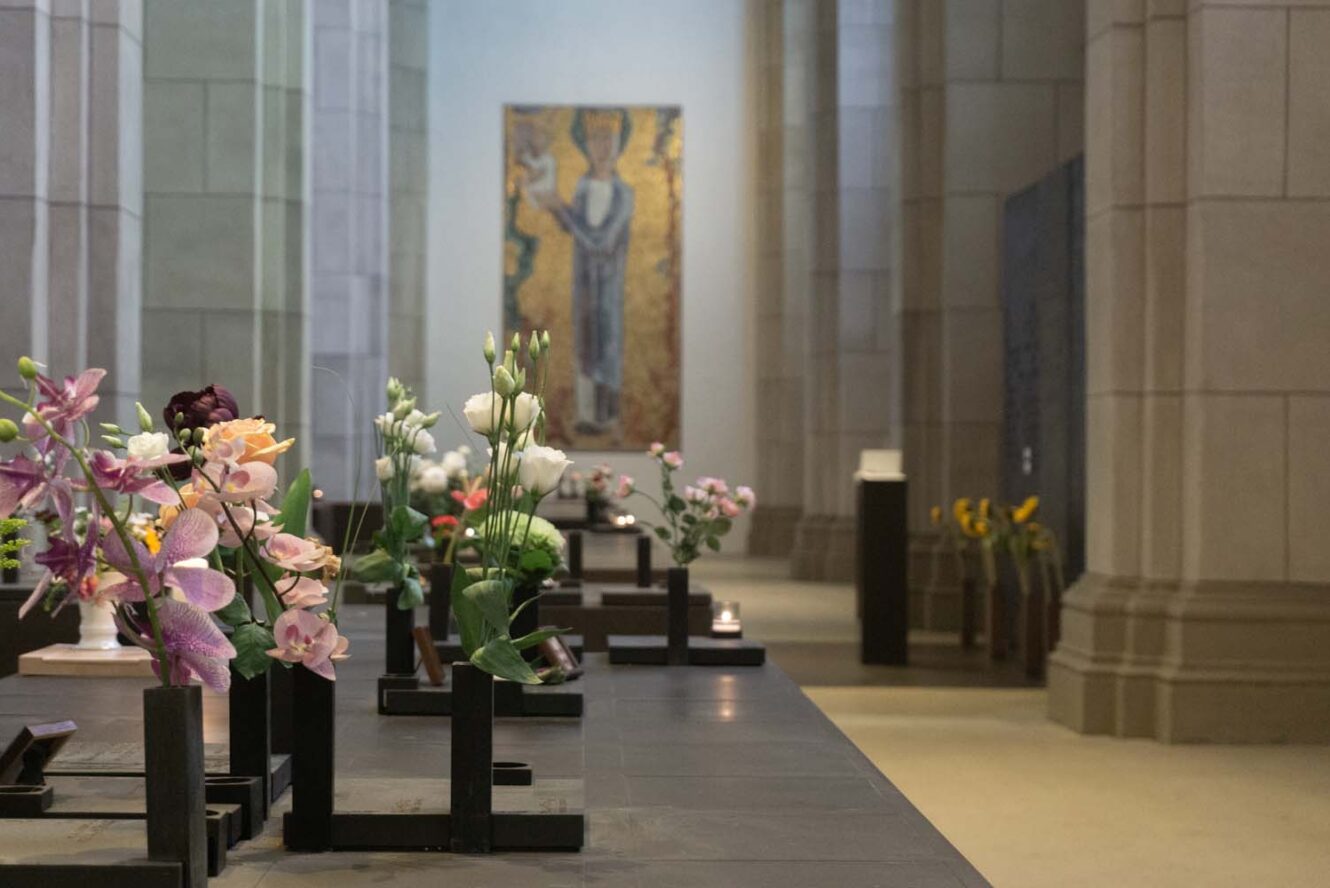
[77, 599, 121, 650]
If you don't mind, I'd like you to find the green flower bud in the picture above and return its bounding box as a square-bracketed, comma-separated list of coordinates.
[16, 357, 37, 381]
[393, 397, 416, 420]
[0, 419, 18, 443]
[493, 365, 516, 397]
[102, 434, 125, 449]
[100, 422, 124, 435]
[419, 410, 441, 429]
[510, 331, 522, 352]
[513, 368, 527, 393]
[174, 411, 185, 429]
[483, 331, 496, 364]
[540, 330, 551, 352]
[191, 426, 206, 445]
[178, 429, 193, 446]
[528, 331, 540, 363]
[503, 349, 516, 378]
[135, 401, 154, 432]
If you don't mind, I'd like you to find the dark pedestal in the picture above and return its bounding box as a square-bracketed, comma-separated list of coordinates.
[227, 663, 271, 819]
[857, 477, 909, 665]
[566, 531, 583, 580]
[143, 686, 207, 888]
[284, 665, 335, 852]
[511, 584, 539, 661]
[635, 536, 652, 588]
[378, 674, 583, 718]
[428, 562, 454, 642]
[666, 567, 689, 665]
[384, 584, 416, 676]
[449, 663, 493, 853]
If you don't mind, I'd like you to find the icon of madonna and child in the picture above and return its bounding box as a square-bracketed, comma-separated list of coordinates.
[503, 105, 682, 451]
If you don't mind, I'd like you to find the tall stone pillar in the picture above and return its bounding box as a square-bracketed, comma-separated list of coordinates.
[787, 0, 901, 581]
[0, 0, 143, 427]
[896, 0, 1084, 627]
[141, 0, 309, 458]
[748, 0, 799, 556]
[387, 0, 428, 399]
[309, 0, 390, 500]
[1049, 0, 1330, 742]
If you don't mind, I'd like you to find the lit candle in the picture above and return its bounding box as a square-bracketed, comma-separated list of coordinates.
[711, 601, 742, 638]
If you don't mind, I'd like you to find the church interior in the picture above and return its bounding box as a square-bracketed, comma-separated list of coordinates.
[1, 1, 1328, 886]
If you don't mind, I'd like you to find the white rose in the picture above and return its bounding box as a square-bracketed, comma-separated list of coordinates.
[518, 444, 571, 497]
[127, 431, 170, 461]
[463, 392, 498, 434]
[442, 450, 468, 478]
[411, 429, 436, 455]
[374, 456, 394, 481]
[419, 464, 450, 494]
[511, 393, 541, 433]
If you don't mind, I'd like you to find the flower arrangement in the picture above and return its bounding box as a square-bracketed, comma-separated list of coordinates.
[582, 463, 614, 505]
[452, 330, 573, 684]
[932, 495, 1063, 598]
[0, 518, 29, 571]
[410, 445, 475, 550]
[0, 358, 350, 690]
[351, 379, 441, 608]
[620, 443, 755, 565]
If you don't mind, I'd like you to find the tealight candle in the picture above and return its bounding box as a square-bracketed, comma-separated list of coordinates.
[711, 601, 742, 638]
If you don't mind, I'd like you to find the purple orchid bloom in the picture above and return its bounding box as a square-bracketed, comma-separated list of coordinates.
[0, 453, 74, 525]
[100, 507, 235, 612]
[118, 597, 237, 693]
[24, 368, 106, 443]
[86, 449, 188, 506]
[18, 505, 100, 618]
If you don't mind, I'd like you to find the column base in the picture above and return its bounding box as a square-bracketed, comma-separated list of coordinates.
[789, 514, 856, 582]
[747, 505, 801, 556]
[1049, 573, 1330, 742]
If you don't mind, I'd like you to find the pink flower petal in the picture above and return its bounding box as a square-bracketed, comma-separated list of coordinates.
[165, 564, 236, 612]
[158, 508, 220, 565]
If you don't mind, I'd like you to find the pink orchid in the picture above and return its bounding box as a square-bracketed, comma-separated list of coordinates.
[198, 460, 279, 504]
[266, 608, 348, 680]
[275, 575, 329, 608]
[616, 474, 635, 499]
[262, 533, 332, 574]
[734, 485, 756, 508]
[212, 504, 279, 549]
[99, 507, 236, 612]
[662, 451, 683, 470]
[118, 597, 236, 693]
[19, 505, 101, 618]
[24, 368, 106, 443]
[717, 497, 742, 519]
[0, 454, 64, 521]
[86, 450, 186, 505]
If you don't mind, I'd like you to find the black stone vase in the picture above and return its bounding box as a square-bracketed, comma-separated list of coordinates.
[384, 582, 416, 676]
[228, 662, 272, 817]
[666, 566, 690, 666]
[511, 583, 540, 662]
[450, 662, 493, 853]
[143, 684, 208, 888]
[636, 535, 652, 588]
[429, 562, 454, 643]
[585, 499, 604, 527]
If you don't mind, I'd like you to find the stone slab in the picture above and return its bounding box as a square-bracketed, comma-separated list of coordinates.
[19, 644, 155, 678]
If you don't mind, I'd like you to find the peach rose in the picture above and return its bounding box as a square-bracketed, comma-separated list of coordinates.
[204, 418, 294, 465]
[158, 482, 202, 529]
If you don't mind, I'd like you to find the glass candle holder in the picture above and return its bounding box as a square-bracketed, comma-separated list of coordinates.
[711, 601, 742, 638]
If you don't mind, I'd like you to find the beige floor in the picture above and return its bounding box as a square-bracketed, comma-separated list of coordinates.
[693, 555, 1330, 888]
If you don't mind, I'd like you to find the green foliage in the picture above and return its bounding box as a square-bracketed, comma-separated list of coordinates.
[275, 468, 312, 538]
[0, 518, 29, 570]
[231, 622, 276, 680]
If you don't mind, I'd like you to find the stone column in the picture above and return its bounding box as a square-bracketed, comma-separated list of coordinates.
[0, 0, 143, 427]
[788, 0, 901, 581]
[141, 0, 309, 458]
[387, 0, 428, 399]
[309, 0, 389, 501]
[748, 0, 801, 556]
[896, 0, 1084, 627]
[1049, 0, 1330, 742]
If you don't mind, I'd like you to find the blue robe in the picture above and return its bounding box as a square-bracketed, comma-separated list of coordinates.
[553, 176, 634, 400]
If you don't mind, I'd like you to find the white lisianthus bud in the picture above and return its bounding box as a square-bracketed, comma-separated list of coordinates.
[493, 365, 517, 397]
[127, 431, 170, 461]
[419, 464, 450, 494]
[512, 429, 533, 452]
[411, 429, 436, 455]
[135, 401, 154, 433]
[540, 330, 550, 352]
[483, 331, 496, 364]
[463, 392, 497, 434]
[528, 331, 540, 362]
[518, 444, 572, 498]
[510, 392, 541, 433]
[374, 456, 395, 481]
[419, 411, 441, 429]
[510, 331, 522, 352]
[393, 397, 416, 420]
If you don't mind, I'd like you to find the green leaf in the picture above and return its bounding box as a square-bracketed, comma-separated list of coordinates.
[398, 575, 424, 609]
[470, 637, 542, 685]
[453, 577, 511, 656]
[275, 469, 312, 538]
[232, 622, 276, 680]
[653, 526, 671, 541]
[351, 548, 398, 583]
[511, 626, 567, 651]
[711, 517, 733, 536]
[390, 505, 430, 543]
[667, 495, 687, 513]
[705, 536, 720, 552]
[215, 594, 253, 628]
[517, 548, 555, 574]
